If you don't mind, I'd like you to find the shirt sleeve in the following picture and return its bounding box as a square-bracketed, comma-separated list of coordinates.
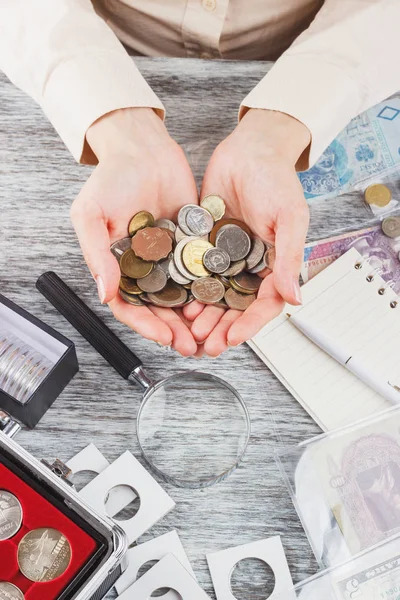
[0, 0, 165, 164]
[240, 0, 400, 169]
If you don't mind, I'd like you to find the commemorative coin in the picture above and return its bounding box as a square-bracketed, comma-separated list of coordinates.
[18, 528, 72, 582]
[0, 582, 24, 600]
[0, 491, 22, 541]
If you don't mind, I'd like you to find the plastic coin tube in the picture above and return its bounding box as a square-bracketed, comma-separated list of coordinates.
[36, 272, 250, 489]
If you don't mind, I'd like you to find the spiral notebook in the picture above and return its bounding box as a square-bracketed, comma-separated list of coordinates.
[248, 248, 400, 431]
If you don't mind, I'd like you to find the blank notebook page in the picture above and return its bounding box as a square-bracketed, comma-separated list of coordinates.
[248, 248, 400, 431]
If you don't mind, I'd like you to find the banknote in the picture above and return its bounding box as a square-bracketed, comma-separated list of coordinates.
[298, 96, 400, 202]
[302, 225, 400, 294]
[334, 551, 400, 600]
[309, 409, 400, 558]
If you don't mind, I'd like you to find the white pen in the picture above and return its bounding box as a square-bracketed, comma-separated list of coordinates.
[286, 311, 400, 406]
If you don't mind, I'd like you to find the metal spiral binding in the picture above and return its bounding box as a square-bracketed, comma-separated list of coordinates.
[354, 260, 398, 308]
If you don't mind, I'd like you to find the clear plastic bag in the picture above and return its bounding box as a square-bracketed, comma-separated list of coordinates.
[275, 405, 400, 569]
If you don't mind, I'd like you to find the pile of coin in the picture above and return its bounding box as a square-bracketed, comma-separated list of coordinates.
[111, 195, 274, 311]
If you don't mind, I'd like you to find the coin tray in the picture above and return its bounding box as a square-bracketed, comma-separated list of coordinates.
[0, 293, 78, 428]
[0, 461, 98, 599]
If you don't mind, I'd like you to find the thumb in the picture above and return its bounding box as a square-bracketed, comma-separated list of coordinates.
[70, 199, 121, 304]
[273, 201, 309, 306]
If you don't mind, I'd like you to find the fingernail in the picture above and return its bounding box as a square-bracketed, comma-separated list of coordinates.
[228, 341, 243, 347]
[95, 276, 106, 304]
[293, 279, 302, 305]
[157, 342, 172, 349]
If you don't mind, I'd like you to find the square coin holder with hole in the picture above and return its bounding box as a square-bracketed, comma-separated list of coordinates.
[0, 424, 128, 600]
[0, 293, 78, 428]
[118, 553, 210, 600]
[79, 450, 175, 544]
[66, 444, 137, 517]
[206, 536, 293, 600]
[115, 530, 195, 599]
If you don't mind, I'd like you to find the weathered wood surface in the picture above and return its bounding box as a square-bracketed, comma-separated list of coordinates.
[0, 57, 374, 598]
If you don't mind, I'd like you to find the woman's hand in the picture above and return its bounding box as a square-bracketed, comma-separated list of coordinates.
[183, 109, 311, 356]
[70, 107, 199, 356]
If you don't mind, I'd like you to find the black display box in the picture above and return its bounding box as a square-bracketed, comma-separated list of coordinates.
[0, 293, 79, 427]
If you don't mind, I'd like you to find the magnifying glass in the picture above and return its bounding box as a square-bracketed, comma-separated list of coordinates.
[36, 272, 250, 489]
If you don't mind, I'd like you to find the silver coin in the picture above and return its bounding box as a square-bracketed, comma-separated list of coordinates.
[169, 259, 192, 285]
[382, 216, 400, 238]
[0, 583, 24, 600]
[216, 225, 251, 261]
[191, 277, 225, 304]
[174, 238, 199, 281]
[215, 223, 238, 244]
[177, 205, 198, 236]
[175, 226, 188, 243]
[154, 218, 176, 233]
[247, 257, 267, 274]
[0, 491, 22, 541]
[110, 237, 132, 261]
[185, 206, 214, 236]
[18, 528, 72, 582]
[158, 253, 173, 278]
[220, 259, 247, 277]
[203, 247, 230, 274]
[119, 290, 145, 306]
[246, 237, 265, 270]
[137, 266, 168, 293]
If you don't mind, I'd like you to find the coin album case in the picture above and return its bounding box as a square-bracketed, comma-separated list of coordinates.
[0, 293, 78, 427]
[0, 430, 127, 599]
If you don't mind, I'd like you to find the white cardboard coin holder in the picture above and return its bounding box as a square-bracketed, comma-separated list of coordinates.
[115, 530, 195, 599]
[67, 444, 137, 518]
[207, 536, 293, 600]
[79, 450, 175, 544]
[118, 553, 210, 600]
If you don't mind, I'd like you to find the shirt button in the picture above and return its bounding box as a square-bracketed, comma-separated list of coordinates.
[202, 0, 216, 11]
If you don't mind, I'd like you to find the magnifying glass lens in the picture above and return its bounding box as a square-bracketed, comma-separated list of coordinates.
[137, 372, 250, 488]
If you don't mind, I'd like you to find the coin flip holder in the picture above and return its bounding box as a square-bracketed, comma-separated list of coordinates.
[0, 293, 78, 428]
[0, 431, 127, 600]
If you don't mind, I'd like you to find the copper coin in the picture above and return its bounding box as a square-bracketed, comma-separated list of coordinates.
[246, 238, 265, 270]
[119, 277, 142, 295]
[191, 278, 225, 304]
[17, 528, 72, 582]
[225, 288, 256, 311]
[231, 272, 262, 294]
[128, 211, 154, 236]
[119, 290, 145, 306]
[216, 225, 251, 261]
[0, 491, 22, 541]
[147, 281, 188, 307]
[263, 244, 276, 270]
[132, 227, 173, 262]
[137, 267, 168, 293]
[210, 219, 252, 246]
[0, 583, 24, 600]
[120, 249, 153, 279]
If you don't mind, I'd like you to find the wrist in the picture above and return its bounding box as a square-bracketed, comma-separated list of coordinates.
[238, 109, 311, 167]
[86, 107, 170, 162]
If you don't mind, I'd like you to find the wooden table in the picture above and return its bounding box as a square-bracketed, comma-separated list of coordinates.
[0, 58, 374, 599]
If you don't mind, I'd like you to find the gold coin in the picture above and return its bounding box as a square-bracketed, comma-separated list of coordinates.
[17, 528, 72, 582]
[182, 240, 213, 277]
[200, 194, 226, 221]
[128, 211, 154, 236]
[119, 277, 142, 295]
[364, 184, 391, 207]
[120, 250, 154, 279]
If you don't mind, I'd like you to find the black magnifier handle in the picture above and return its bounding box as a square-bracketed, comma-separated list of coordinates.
[36, 271, 142, 380]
